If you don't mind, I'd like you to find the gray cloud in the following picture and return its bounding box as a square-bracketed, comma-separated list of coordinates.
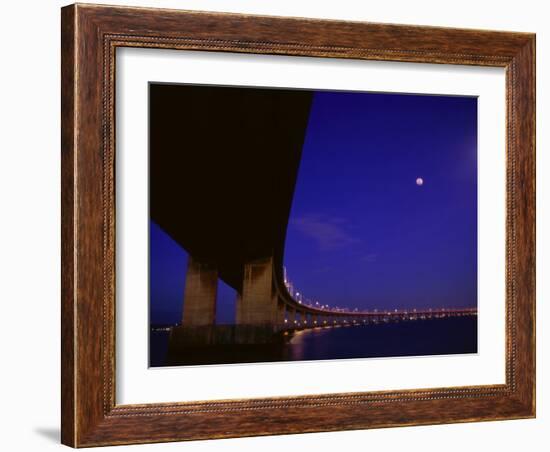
[290, 215, 360, 251]
[361, 253, 378, 263]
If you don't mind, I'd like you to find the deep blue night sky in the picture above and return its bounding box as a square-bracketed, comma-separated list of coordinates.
[150, 90, 477, 325]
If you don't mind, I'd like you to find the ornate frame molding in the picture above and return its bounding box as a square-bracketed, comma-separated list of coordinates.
[61, 3, 535, 447]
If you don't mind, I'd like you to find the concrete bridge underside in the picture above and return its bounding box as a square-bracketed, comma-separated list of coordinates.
[150, 83, 318, 337]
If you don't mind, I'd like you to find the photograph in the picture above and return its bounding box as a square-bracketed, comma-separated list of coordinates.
[148, 83, 478, 367]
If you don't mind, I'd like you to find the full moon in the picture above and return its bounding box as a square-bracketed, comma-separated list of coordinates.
[416, 177, 424, 186]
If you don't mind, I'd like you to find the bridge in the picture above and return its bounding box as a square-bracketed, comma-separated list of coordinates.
[150, 83, 477, 347]
[278, 269, 476, 328]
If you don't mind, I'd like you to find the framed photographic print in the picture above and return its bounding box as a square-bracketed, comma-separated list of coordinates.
[61, 3, 536, 447]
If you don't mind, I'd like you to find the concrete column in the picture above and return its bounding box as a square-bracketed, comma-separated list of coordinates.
[312, 314, 318, 326]
[287, 307, 296, 326]
[276, 300, 286, 326]
[182, 256, 218, 326]
[237, 257, 276, 325]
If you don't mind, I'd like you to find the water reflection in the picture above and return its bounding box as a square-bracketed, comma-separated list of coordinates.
[151, 317, 477, 367]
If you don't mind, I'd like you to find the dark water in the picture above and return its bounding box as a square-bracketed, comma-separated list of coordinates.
[150, 316, 477, 367]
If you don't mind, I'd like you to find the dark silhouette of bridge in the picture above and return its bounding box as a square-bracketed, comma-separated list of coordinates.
[150, 83, 477, 347]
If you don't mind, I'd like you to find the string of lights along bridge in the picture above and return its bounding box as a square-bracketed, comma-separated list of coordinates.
[282, 267, 477, 328]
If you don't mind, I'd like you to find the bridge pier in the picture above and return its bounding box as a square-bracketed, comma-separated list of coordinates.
[276, 300, 286, 326]
[182, 256, 218, 326]
[288, 307, 297, 326]
[236, 257, 277, 325]
[295, 310, 302, 326]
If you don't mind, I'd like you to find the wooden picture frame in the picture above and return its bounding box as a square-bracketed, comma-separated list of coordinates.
[61, 3, 535, 447]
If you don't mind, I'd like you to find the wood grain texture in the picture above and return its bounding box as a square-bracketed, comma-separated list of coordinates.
[60, 5, 76, 447]
[61, 3, 536, 447]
